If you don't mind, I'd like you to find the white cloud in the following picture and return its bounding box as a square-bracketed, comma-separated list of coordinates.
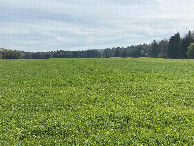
[0, 0, 194, 51]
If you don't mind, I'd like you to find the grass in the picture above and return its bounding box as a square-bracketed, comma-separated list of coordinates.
[0, 58, 194, 145]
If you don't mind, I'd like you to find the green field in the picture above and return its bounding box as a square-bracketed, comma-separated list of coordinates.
[0, 58, 194, 145]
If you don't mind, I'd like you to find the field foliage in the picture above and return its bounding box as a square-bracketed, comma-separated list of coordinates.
[0, 58, 194, 145]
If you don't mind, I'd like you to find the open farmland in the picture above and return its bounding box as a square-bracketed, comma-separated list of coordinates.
[0, 58, 194, 145]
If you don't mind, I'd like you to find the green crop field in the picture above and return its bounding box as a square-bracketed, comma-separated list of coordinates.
[0, 58, 194, 145]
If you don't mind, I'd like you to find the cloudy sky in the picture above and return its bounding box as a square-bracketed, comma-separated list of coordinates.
[0, 0, 194, 52]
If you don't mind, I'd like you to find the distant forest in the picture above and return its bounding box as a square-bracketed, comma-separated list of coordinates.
[1, 30, 194, 59]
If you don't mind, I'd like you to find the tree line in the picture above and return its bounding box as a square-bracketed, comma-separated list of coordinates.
[1, 30, 194, 59]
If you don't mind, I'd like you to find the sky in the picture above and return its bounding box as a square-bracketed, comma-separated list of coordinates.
[0, 0, 194, 52]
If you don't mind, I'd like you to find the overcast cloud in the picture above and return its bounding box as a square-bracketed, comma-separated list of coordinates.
[0, 0, 194, 52]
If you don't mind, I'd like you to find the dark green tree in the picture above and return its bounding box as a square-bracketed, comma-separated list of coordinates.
[121, 48, 128, 58]
[182, 31, 194, 58]
[158, 39, 169, 58]
[150, 40, 159, 58]
[186, 43, 194, 59]
[1, 49, 24, 59]
[136, 45, 142, 58]
[103, 48, 113, 58]
[0, 48, 4, 59]
[168, 33, 181, 58]
[114, 47, 121, 57]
